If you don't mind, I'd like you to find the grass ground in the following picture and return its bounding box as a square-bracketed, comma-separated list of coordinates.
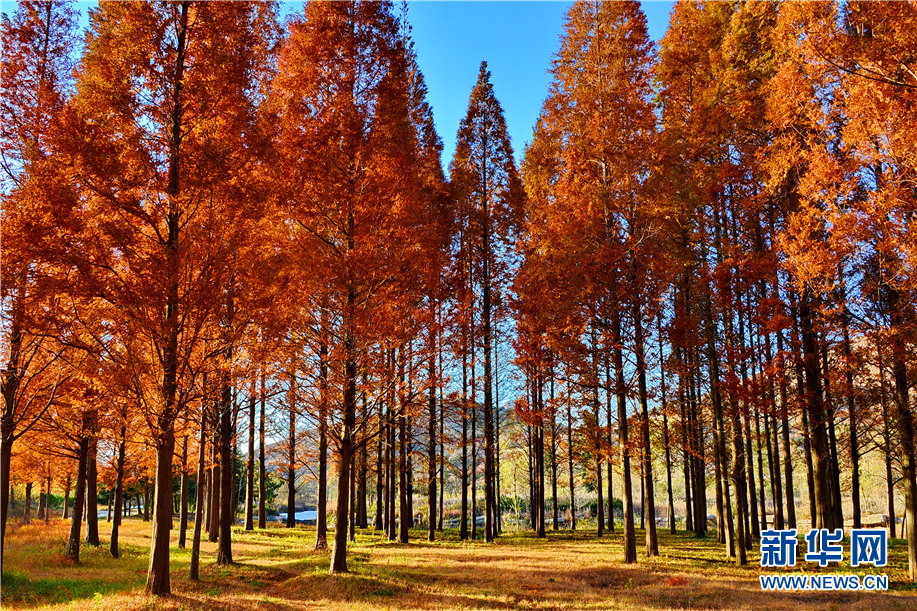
[1, 517, 915, 610]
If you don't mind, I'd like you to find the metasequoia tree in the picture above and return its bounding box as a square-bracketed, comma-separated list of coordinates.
[450, 61, 522, 543]
[523, 0, 660, 562]
[64, 0, 277, 594]
[767, 0, 917, 580]
[0, 0, 77, 570]
[270, 0, 442, 574]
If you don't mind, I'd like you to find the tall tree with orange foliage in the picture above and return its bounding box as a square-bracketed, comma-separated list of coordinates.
[64, 0, 279, 594]
[523, 0, 659, 562]
[270, 0, 443, 573]
[450, 61, 522, 543]
[0, 0, 78, 571]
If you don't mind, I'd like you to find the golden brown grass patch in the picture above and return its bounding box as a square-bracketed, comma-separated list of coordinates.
[2, 518, 915, 610]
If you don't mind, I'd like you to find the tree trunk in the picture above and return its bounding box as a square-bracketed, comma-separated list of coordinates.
[460, 340, 468, 541]
[317, 312, 329, 546]
[216, 380, 234, 565]
[567, 387, 576, 531]
[284, 365, 297, 530]
[85, 434, 100, 546]
[612, 302, 636, 563]
[245, 393, 255, 531]
[428, 324, 437, 542]
[179, 435, 190, 546]
[888, 289, 917, 581]
[842, 308, 861, 529]
[659, 322, 675, 535]
[550, 373, 558, 532]
[145, 431, 176, 594]
[633, 296, 657, 557]
[329, 288, 357, 574]
[259, 369, 267, 529]
[110, 421, 127, 558]
[799, 289, 836, 531]
[374, 390, 384, 531]
[208, 433, 220, 540]
[24, 482, 32, 525]
[65, 434, 89, 562]
[190, 401, 207, 580]
[398, 348, 410, 544]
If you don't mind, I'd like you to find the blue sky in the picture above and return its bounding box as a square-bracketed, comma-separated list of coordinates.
[404, 1, 676, 168]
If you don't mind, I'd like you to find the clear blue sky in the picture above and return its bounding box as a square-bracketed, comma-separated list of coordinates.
[404, 1, 676, 168]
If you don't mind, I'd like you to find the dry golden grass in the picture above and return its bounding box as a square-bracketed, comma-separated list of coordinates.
[2, 517, 915, 610]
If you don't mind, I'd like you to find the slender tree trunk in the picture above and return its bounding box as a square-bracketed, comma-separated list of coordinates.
[659, 322, 675, 535]
[461, 334, 468, 540]
[208, 424, 220, 541]
[605, 352, 614, 533]
[633, 296, 657, 557]
[471, 345, 477, 541]
[776, 330, 796, 529]
[245, 392, 255, 532]
[374, 388, 384, 531]
[888, 289, 917, 581]
[317, 309, 329, 546]
[25, 482, 32, 525]
[216, 374, 234, 565]
[349, 454, 356, 542]
[567, 387, 576, 530]
[85, 434, 100, 546]
[63, 476, 71, 520]
[258, 369, 266, 529]
[799, 289, 836, 531]
[877, 336, 896, 539]
[439, 334, 445, 531]
[550, 372, 558, 531]
[329, 284, 357, 574]
[287, 377, 296, 530]
[428, 323, 437, 542]
[190, 402, 207, 580]
[179, 435, 190, 546]
[676, 348, 692, 533]
[387, 366, 397, 541]
[398, 348, 410, 544]
[612, 301, 636, 563]
[822, 344, 844, 529]
[65, 433, 89, 562]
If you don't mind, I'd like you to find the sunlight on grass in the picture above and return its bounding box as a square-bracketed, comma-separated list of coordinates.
[2, 518, 915, 610]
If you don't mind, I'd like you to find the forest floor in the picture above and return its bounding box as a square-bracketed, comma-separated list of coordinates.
[2, 517, 916, 611]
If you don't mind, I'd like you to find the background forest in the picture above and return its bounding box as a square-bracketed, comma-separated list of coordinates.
[1, 0, 915, 604]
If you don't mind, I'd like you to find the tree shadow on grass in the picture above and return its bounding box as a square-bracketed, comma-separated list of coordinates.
[1, 570, 144, 606]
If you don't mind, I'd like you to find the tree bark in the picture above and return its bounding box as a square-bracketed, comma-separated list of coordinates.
[110, 420, 127, 558]
[428, 324, 437, 542]
[180, 434, 190, 546]
[567, 387, 576, 530]
[85, 433, 100, 546]
[329, 285, 357, 574]
[216, 377, 234, 565]
[245, 393, 255, 531]
[317, 309, 329, 547]
[799, 289, 836, 531]
[65, 433, 89, 562]
[258, 369, 266, 529]
[612, 301, 636, 563]
[190, 401, 207, 580]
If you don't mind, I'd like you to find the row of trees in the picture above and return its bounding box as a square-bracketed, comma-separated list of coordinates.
[1, 0, 914, 598]
[0, 0, 525, 594]
[515, 0, 915, 577]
